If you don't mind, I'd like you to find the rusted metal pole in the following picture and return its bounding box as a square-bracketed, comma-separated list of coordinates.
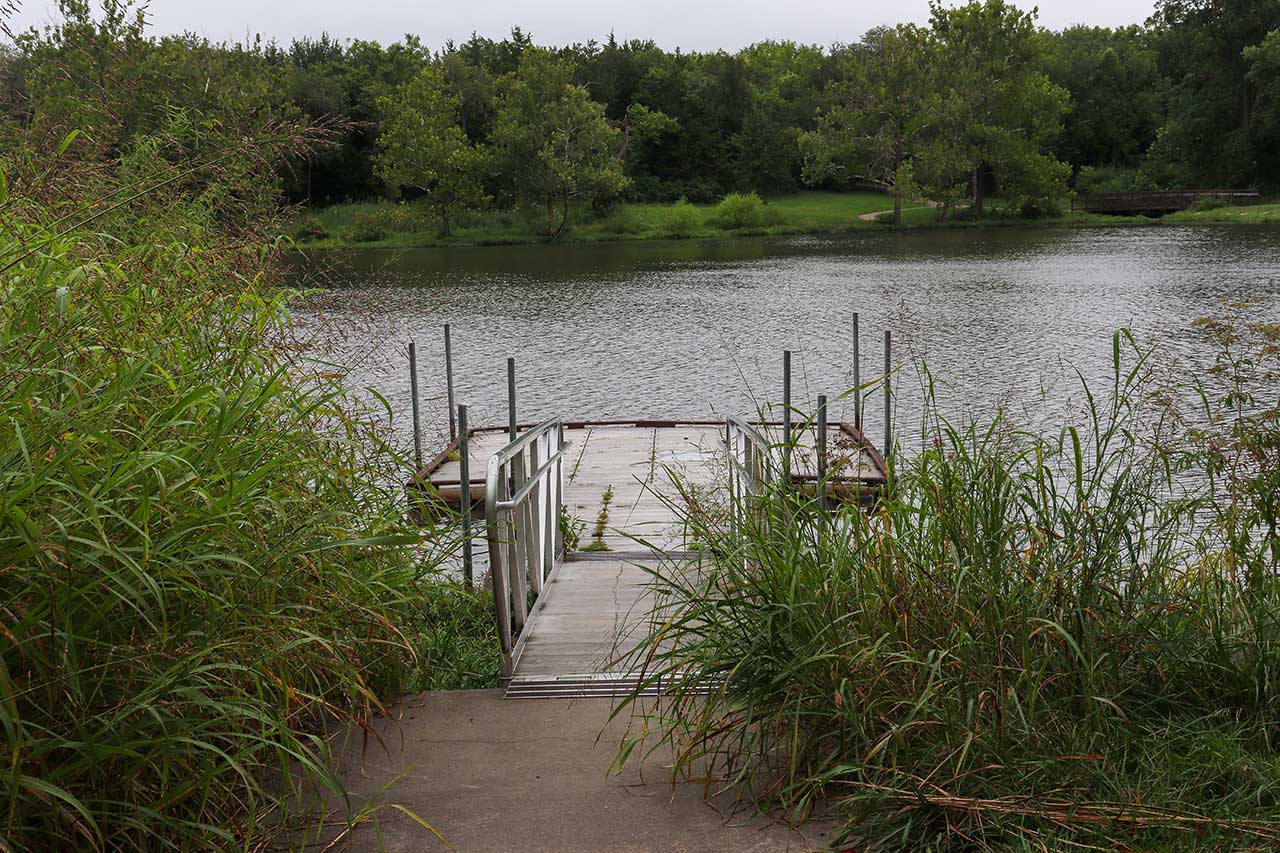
[445, 324, 457, 442]
[884, 330, 892, 460]
[458, 403, 474, 588]
[852, 313, 861, 431]
[816, 393, 828, 515]
[409, 340, 423, 470]
[507, 357, 517, 442]
[782, 349, 792, 475]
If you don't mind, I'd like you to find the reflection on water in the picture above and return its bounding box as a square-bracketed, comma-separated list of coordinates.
[289, 226, 1280, 455]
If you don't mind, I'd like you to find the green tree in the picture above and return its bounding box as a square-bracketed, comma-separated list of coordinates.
[1146, 0, 1280, 188]
[801, 25, 936, 224]
[1245, 28, 1280, 186]
[929, 0, 1070, 215]
[1042, 26, 1166, 175]
[491, 48, 627, 237]
[375, 65, 488, 237]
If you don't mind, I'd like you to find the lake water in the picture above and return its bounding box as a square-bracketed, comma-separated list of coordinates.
[290, 225, 1280, 457]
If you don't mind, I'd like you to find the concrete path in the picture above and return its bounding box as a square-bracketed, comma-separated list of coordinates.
[325, 690, 833, 852]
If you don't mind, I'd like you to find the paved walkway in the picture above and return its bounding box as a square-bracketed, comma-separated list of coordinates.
[326, 690, 833, 851]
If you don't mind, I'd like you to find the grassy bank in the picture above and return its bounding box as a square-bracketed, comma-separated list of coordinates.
[617, 322, 1280, 850]
[1165, 201, 1280, 224]
[291, 191, 1272, 250]
[298, 191, 911, 248]
[0, 131, 494, 848]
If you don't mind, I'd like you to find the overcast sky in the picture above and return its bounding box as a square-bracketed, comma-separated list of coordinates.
[5, 0, 1160, 52]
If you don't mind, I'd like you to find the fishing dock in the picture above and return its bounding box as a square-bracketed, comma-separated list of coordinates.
[407, 330, 892, 699]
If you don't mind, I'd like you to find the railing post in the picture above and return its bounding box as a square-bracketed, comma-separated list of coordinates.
[409, 340, 422, 471]
[486, 456, 513, 679]
[458, 404, 473, 589]
[445, 324, 457, 442]
[525, 435, 543, 596]
[884, 330, 892, 461]
[817, 394, 828, 516]
[555, 422, 566, 557]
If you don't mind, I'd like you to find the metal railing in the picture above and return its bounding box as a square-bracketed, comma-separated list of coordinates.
[484, 416, 570, 680]
[725, 415, 772, 511]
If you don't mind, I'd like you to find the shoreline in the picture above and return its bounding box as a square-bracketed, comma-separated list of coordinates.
[295, 204, 1280, 252]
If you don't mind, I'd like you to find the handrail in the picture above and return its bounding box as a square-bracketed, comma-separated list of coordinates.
[484, 417, 570, 680]
[724, 415, 773, 513]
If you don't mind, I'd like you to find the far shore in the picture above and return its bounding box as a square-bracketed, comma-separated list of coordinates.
[292, 191, 1280, 251]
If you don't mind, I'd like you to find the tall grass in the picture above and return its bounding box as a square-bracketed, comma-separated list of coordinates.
[0, 124, 495, 847]
[617, 325, 1280, 849]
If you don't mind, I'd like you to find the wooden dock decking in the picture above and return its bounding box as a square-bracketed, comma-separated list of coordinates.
[415, 419, 886, 697]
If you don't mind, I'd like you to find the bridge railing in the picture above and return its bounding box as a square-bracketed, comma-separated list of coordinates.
[484, 417, 570, 680]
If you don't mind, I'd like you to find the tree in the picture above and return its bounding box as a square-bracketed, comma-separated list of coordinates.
[375, 64, 488, 237]
[1245, 28, 1280, 187]
[491, 48, 627, 237]
[1146, 0, 1280, 188]
[801, 25, 936, 224]
[929, 0, 1070, 215]
[1042, 26, 1166, 176]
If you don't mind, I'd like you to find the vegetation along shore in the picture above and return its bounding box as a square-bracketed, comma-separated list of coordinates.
[296, 191, 1280, 250]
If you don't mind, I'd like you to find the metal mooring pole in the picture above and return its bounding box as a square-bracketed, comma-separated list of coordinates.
[816, 393, 828, 515]
[884, 330, 892, 461]
[458, 403, 474, 589]
[444, 324, 457, 442]
[782, 349, 792, 475]
[507, 357, 517, 442]
[853, 313, 861, 431]
[409, 340, 423, 471]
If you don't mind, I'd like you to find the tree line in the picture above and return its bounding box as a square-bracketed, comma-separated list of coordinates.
[4, 0, 1280, 230]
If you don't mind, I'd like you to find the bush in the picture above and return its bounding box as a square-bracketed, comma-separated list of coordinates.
[715, 192, 766, 229]
[762, 205, 786, 227]
[341, 210, 387, 242]
[600, 205, 644, 235]
[659, 198, 703, 238]
[1019, 195, 1065, 219]
[874, 211, 896, 225]
[1188, 194, 1230, 212]
[293, 215, 329, 241]
[1075, 164, 1142, 194]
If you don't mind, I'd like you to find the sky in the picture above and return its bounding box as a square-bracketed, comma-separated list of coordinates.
[5, 0, 1160, 52]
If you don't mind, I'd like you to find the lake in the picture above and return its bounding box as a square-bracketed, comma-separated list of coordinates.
[291, 225, 1280, 457]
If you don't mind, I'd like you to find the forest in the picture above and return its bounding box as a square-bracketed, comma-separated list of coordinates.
[3, 0, 1280, 235]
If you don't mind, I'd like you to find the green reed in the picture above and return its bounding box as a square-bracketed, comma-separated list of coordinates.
[616, 326, 1280, 849]
[0, 167, 494, 847]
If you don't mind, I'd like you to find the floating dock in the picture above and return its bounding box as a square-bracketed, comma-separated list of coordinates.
[411, 417, 886, 698]
[403, 325, 893, 698]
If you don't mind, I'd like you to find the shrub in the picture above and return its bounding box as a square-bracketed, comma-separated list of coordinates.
[1188, 194, 1230, 212]
[600, 205, 644, 235]
[1019, 195, 1065, 218]
[874, 211, 896, 225]
[762, 205, 786, 227]
[341, 210, 387, 242]
[659, 198, 703, 238]
[293, 215, 329, 241]
[715, 192, 766, 229]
